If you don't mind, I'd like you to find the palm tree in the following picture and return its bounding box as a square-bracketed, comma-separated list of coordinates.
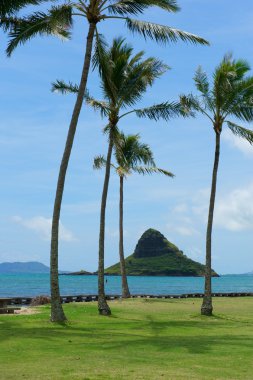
[5, 0, 208, 322]
[53, 36, 185, 314]
[94, 132, 173, 298]
[181, 54, 253, 316]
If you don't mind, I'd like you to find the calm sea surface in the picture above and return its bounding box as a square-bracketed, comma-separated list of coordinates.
[0, 274, 252, 297]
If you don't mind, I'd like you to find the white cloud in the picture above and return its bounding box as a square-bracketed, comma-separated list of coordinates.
[223, 129, 253, 157]
[173, 204, 188, 213]
[192, 189, 209, 220]
[167, 209, 199, 237]
[188, 247, 203, 261]
[105, 227, 129, 238]
[215, 183, 253, 231]
[191, 184, 253, 232]
[173, 225, 198, 236]
[63, 201, 101, 215]
[12, 216, 77, 242]
[169, 182, 253, 234]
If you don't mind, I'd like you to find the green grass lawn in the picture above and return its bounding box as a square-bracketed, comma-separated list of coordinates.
[0, 298, 252, 379]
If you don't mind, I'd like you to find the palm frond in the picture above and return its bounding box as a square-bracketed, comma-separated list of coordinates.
[6, 4, 72, 56]
[93, 155, 107, 169]
[93, 31, 118, 104]
[125, 18, 209, 45]
[134, 101, 183, 121]
[52, 78, 111, 117]
[231, 105, 253, 123]
[221, 77, 253, 119]
[227, 121, 253, 145]
[221, 54, 251, 81]
[133, 166, 174, 176]
[118, 58, 168, 108]
[0, 0, 53, 16]
[92, 32, 109, 71]
[193, 66, 216, 113]
[0, 16, 22, 32]
[52, 80, 79, 94]
[194, 66, 209, 95]
[107, 0, 179, 16]
[107, 1, 149, 16]
[85, 93, 111, 118]
[180, 94, 209, 118]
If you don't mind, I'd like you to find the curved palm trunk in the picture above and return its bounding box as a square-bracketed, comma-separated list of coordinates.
[119, 176, 131, 298]
[201, 132, 220, 316]
[50, 22, 96, 322]
[98, 130, 114, 316]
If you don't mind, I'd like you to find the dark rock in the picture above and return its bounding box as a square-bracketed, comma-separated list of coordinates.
[134, 228, 178, 258]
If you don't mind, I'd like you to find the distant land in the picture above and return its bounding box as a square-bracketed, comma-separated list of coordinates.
[227, 271, 253, 276]
[105, 229, 219, 277]
[0, 262, 68, 274]
[61, 270, 93, 276]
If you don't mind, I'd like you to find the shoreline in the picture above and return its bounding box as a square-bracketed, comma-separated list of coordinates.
[3, 292, 253, 306]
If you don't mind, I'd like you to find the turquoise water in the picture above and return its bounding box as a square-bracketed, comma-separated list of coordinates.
[0, 274, 252, 297]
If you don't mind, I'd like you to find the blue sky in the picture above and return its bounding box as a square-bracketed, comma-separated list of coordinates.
[0, 0, 253, 274]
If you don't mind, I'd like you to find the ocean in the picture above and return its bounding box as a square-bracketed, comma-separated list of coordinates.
[0, 274, 252, 297]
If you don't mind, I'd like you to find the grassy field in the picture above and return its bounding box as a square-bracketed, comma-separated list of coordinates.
[0, 298, 252, 380]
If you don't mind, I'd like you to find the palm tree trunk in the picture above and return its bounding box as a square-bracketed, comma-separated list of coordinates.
[50, 22, 96, 322]
[98, 130, 114, 316]
[119, 176, 131, 298]
[201, 131, 220, 316]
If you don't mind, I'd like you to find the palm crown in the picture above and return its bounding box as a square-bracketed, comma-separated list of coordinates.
[2, 0, 209, 56]
[181, 54, 253, 142]
[94, 132, 174, 178]
[53, 36, 184, 127]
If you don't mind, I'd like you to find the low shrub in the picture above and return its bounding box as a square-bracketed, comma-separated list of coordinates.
[31, 295, 51, 306]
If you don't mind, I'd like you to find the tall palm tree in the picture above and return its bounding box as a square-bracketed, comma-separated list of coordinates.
[94, 132, 173, 298]
[181, 54, 253, 316]
[53, 36, 185, 314]
[5, 0, 208, 322]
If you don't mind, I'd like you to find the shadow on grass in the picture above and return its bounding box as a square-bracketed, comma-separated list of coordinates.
[0, 309, 253, 356]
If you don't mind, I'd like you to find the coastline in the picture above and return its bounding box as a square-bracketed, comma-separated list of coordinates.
[2, 292, 253, 307]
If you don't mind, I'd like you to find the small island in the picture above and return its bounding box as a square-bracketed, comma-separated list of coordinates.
[105, 228, 218, 277]
[61, 270, 93, 276]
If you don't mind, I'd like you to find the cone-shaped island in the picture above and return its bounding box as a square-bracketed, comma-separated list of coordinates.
[105, 229, 218, 276]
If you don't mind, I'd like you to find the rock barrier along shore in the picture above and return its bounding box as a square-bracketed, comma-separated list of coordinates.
[3, 292, 253, 306]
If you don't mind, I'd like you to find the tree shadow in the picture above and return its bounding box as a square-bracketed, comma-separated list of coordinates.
[1, 310, 252, 357]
